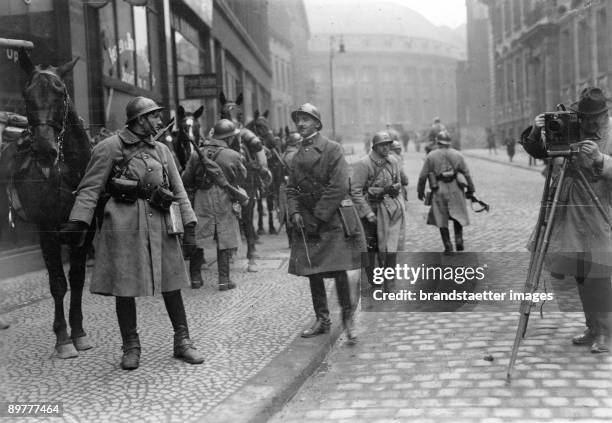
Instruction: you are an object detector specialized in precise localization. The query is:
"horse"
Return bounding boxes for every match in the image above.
[219,91,268,271]
[0,48,94,358]
[245,110,283,235]
[170,105,204,172]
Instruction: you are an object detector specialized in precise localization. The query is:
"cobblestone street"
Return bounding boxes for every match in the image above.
[271,150,612,422]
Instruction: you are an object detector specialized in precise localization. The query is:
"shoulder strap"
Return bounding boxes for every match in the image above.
[364,156,390,192]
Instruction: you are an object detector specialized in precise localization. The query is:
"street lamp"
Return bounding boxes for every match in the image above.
[329,35,345,141]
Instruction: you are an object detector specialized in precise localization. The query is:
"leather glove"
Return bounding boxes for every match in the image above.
[182,223,196,258]
[303,213,322,235]
[417,191,425,201]
[291,213,304,229]
[59,221,89,246]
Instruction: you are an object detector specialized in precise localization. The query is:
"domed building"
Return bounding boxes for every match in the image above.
[305,0,466,144]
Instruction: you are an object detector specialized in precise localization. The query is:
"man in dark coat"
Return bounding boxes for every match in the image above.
[287,103,366,341]
[63,96,204,370]
[520,87,612,353]
[278,132,302,246]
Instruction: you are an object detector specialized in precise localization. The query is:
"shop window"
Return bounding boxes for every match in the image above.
[98,1,154,89]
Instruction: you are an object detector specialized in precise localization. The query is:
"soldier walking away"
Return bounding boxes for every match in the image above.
[182,119,247,291]
[486,127,498,155]
[504,133,516,162]
[287,103,366,342]
[520,87,612,353]
[61,96,204,370]
[417,131,475,254]
[426,116,445,153]
[278,132,302,247]
[351,131,406,287]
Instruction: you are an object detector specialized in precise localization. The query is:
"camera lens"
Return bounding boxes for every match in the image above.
[548,119,564,133]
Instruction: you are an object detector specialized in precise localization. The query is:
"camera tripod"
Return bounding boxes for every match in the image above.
[506,149,612,382]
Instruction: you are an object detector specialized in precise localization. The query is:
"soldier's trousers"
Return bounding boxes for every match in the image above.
[309,271,353,325]
[576,276,612,337]
[361,218,397,285]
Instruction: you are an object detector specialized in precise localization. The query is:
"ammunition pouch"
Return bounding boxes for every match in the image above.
[108,177,140,203]
[149,186,174,211]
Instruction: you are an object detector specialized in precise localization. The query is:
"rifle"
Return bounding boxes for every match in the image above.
[153,117,176,143]
[186,137,250,205]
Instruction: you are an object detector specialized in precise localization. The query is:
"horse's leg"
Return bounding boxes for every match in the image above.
[267,191,276,234]
[242,197,258,271]
[39,228,78,358]
[68,243,93,350]
[256,197,265,235]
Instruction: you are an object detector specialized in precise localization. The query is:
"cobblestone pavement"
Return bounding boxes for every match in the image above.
[271,151,612,422]
[0,229,317,422]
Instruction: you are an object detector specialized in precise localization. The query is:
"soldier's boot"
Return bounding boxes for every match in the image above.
[116,297,140,370]
[336,272,357,342]
[173,325,204,364]
[268,214,277,235]
[440,228,453,254]
[453,221,464,251]
[257,200,265,235]
[189,248,204,289]
[218,249,236,290]
[301,276,331,338]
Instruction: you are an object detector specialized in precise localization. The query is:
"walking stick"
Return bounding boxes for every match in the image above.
[298,225,312,268]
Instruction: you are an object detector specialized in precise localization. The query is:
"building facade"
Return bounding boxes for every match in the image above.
[305,1,465,144]
[481,0,612,143]
[0,0,272,251]
[267,0,310,133]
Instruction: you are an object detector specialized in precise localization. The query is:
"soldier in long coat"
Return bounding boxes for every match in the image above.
[287,103,366,341]
[417,131,475,253]
[278,132,301,246]
[182,119,247,291]
[63,97,203,370]
[351,131,406,286]
[521,87,612,353]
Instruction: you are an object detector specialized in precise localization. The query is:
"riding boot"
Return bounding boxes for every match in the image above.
[268,213,277,235]
[257,199,265,235]
[439,228,453,254]
[163,290,204,364]
[217,249,235,290]
[335,272,357,341]
[301,276,331,337]
[116,297,140,370]
[189,248,204,289]
[453,221,464,251]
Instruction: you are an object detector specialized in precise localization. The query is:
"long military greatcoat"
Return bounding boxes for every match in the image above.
[70,128,196,297]
[182,138,246,250]
[417,147,474,228]
[350,151,406,252]
[521,121,612,276]
[286,133,366,276]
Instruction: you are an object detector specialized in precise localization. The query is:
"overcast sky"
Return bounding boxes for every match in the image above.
[304,0,468,29]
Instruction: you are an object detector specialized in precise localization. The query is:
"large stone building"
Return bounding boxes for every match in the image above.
[481,0,612,142]
[267,0,310,133]
[305,0,465,144]
[456,0,493,148]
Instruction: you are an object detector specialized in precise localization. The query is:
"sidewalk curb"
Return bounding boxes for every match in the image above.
[463,151,544,173]
[203,319,343,423]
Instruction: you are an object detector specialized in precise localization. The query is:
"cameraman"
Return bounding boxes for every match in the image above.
[520,87,612,353]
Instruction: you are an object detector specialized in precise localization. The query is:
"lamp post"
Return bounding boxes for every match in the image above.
[329,35,345,141]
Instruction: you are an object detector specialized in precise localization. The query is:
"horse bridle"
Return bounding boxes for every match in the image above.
[24,69,70,164]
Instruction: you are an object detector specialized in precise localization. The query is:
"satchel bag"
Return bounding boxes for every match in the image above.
[337,198,362,238]
[165,202,184,235]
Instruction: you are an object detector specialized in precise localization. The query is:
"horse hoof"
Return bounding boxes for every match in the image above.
[55,343,79,359]
[72,335,93,351]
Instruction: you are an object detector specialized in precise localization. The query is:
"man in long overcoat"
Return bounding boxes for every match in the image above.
[521,87,612,353]
[287,103,366,341]
[351,131,406,286]
[417,131,475,253]
[63,96,203,370]
[182,119,247,291]
[278,132,302,246]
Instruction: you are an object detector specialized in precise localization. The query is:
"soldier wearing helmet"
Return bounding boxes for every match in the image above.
[278,132,302,246]
[351,131,406,288]
[417,130,475,254]
[426,116,446,153]
[182,119,247,291]
[389,139,409,202]
[287,103,366,342]
[65,96,204,370]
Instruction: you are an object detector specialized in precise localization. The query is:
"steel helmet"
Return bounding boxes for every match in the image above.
[436,130,452,145]
[391,140,402,152]
[212,119,240,139]
[286,132,302,146]
[291,103,322,129]
[371,131,393,147]
[125,96,164,123]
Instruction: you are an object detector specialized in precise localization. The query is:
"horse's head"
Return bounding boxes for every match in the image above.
[19,48,79,167]
[177,105,204,144]
[246,110,275,150]
[219,91,243,126]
